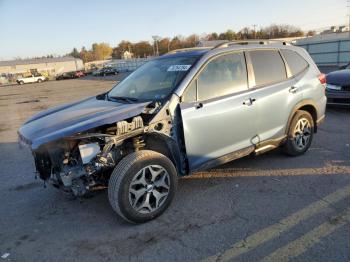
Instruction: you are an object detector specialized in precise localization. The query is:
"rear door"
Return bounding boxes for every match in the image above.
[245,49,302,142]
[180,51,257,171]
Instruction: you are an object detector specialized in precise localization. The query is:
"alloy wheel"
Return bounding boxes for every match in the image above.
[293,117,311,150]
[128,165,170,214]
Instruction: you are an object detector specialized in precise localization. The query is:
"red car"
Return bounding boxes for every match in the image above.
[75,71,85,78]
[56,71,85,80]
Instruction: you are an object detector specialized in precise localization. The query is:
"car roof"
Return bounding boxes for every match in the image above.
[158,49,211,59]
[158,41,300,60]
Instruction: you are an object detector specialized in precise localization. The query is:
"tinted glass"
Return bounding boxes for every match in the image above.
[197,52,248,101]
[108,56,199,101]
[249,50,287,86]
[281,49,308,75]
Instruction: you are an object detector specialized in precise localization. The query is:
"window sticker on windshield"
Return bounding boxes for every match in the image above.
[167,65,191,72]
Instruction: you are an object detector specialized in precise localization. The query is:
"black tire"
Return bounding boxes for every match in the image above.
[284,110,314,156]
[18,81,24,85]
[37,79,42,83]
[108,150,178,223]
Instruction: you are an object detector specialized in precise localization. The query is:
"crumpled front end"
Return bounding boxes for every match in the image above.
[19,95,186,197]
[30,116,145,196]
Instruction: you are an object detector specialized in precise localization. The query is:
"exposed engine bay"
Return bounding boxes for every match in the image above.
[30,100,185,197]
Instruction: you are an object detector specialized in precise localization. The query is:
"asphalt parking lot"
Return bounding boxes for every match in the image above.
[0,77,349,262]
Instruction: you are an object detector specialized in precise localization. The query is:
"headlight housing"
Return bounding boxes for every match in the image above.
[326,84,342,91]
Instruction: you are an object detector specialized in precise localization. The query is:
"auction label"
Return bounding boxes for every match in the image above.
[167,65,191,71]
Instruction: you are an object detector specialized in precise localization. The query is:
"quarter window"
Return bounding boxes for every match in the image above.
[182,80,197,102]
[249,50,287,86]
[280,49,309,76]
[197,52,248,101]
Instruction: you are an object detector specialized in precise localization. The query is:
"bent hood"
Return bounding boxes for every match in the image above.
[326,70,350,86]
[18,95,150,150]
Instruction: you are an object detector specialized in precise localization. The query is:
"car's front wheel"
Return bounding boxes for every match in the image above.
[37,79,42,83]
[284,110,314,156]
[108,150,178,223]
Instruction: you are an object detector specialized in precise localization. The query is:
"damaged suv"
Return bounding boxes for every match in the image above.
[18,41,326,223]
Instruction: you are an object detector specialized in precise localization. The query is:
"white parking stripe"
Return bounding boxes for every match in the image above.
[203,184,350,262]
[262,208,350,262]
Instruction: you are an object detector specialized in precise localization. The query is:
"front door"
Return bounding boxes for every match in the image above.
[180,51,257,171]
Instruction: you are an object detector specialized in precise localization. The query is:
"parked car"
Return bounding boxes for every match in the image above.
[326,64,350,106]
[91,68,103,76]
[56,71,85,80]
[93,67,119,76]
[16,74,46,85]
[75,70,85,78]
[18,41,326,223]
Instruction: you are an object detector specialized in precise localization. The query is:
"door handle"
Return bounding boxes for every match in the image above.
[289,86,299,93]
[243,98,256,106]
[194,102,203,109]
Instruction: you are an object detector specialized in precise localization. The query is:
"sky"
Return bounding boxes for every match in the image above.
[0,0,346,60]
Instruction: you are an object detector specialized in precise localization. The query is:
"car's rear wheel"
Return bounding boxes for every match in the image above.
[108,150,178,223]
[284,110,314,156]
[37,79,42,83]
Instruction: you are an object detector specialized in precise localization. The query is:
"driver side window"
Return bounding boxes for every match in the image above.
[182,52,248,103]
[198,52,248,101]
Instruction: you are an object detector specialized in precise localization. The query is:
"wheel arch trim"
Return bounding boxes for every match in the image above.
[286,99,319,134]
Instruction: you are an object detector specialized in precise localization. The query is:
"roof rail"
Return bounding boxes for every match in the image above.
[166,47,209,54]
[212,40,290,49]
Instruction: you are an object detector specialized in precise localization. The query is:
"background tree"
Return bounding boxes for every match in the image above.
[69,48,80,58]
[79,47,94,63]
[111,47,121,59]
[65,23,310,64]
[92,43,113,60]
[207,32,219,41]
[118,41,132,53]
[169,36,183,50]
[158,38,171,54]
[306,30,316,37]
[133,41,153,58]
[225,30,236,41]
[185,34,199,47]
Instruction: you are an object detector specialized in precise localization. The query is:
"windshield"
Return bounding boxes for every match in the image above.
[108,56,199,101]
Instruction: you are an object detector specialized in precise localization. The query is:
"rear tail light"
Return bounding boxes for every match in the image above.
[318,73,326,85]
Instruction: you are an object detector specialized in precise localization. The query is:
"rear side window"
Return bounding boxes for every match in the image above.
[197,52,248,101]
[280,49,309,76]
[249,50,287,86]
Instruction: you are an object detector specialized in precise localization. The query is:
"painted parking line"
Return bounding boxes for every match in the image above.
[203,184,350,262]
[186,165,350,179]
[262,208,350,262]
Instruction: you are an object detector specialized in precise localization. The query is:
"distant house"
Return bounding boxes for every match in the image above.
[122,51,134,60]
[0,56,84,77]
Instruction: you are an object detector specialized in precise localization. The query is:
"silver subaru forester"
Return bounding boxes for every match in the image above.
[19,40,326,223]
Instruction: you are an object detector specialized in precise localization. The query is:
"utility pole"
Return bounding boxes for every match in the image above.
[252,24,257,39]
[168,37,172,52]
[152,35,160,56]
